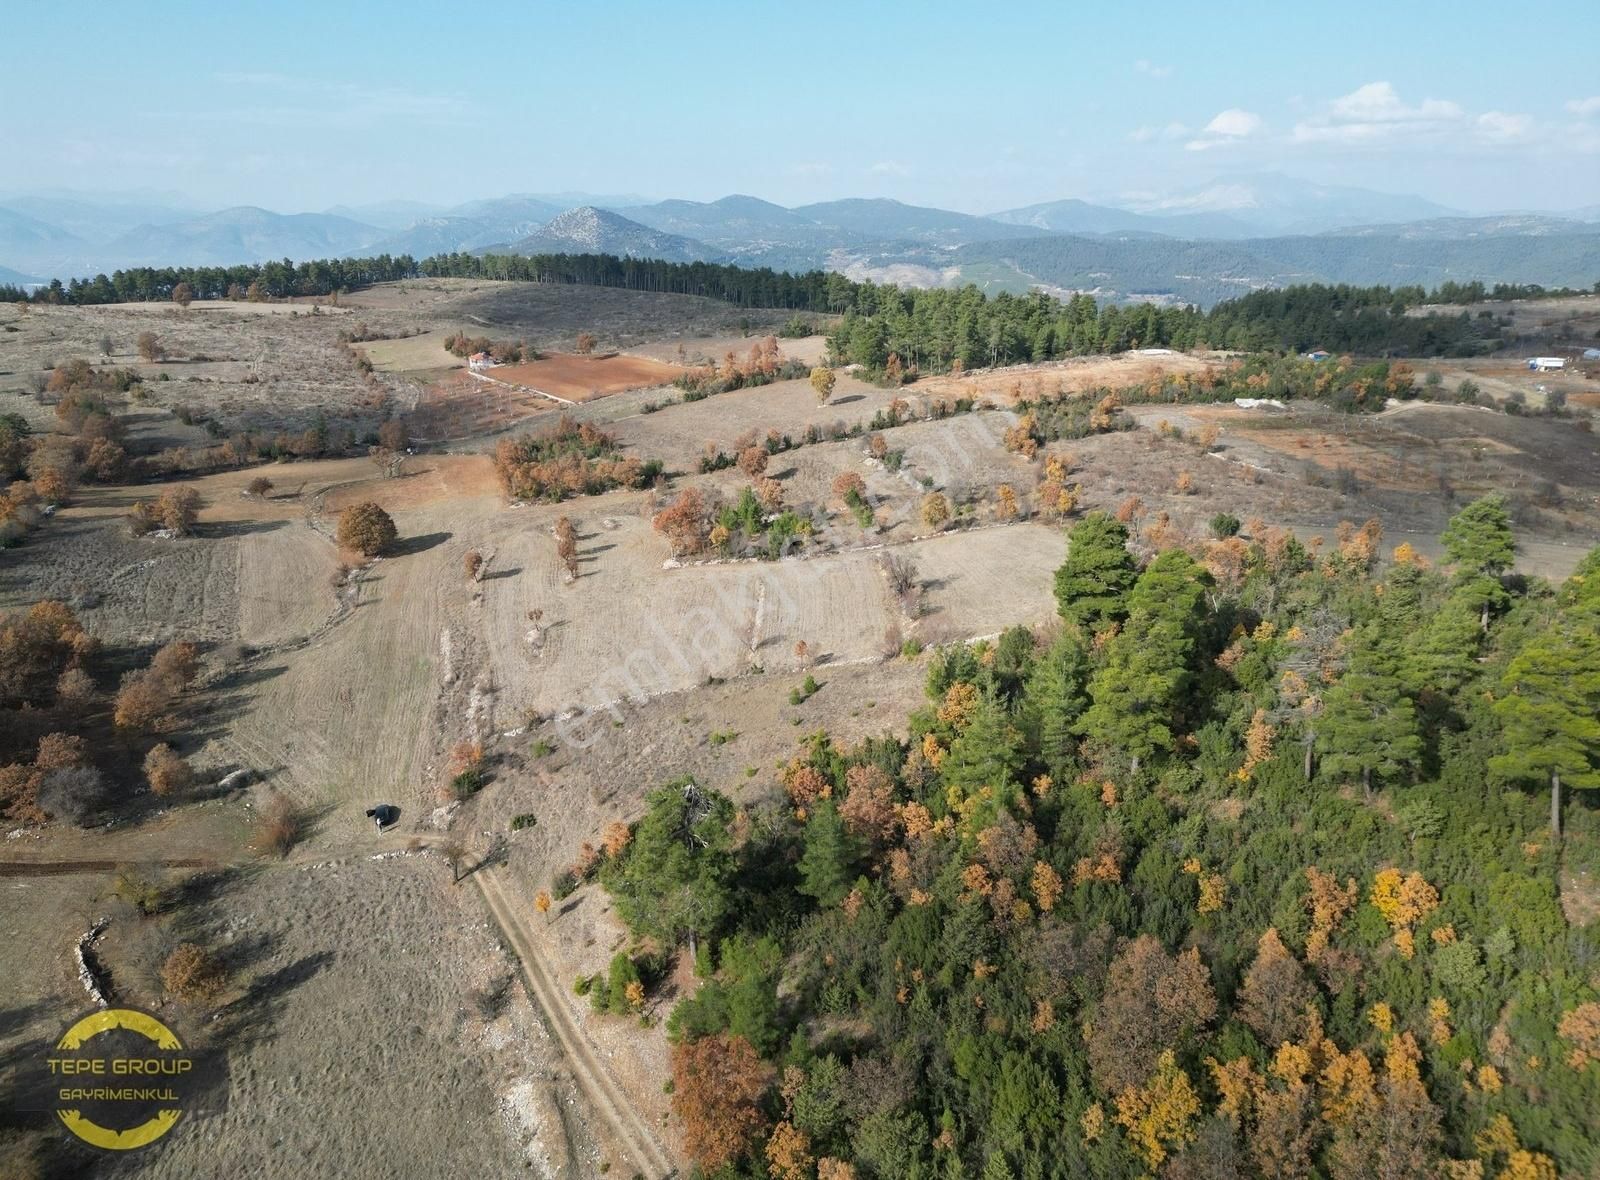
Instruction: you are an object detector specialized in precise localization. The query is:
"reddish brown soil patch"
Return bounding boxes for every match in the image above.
[490,352,683,401]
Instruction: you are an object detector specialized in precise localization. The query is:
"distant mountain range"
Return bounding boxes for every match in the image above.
[3,176,1597,306]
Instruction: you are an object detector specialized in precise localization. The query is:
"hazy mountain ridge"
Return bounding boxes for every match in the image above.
[955,229,1600,306]
[3,177,1597,302]
[1115,171,1460,233]
[95,207,387,269]
[988,199,1263,240]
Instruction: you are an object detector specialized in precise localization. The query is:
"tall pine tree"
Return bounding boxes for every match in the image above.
[1489,592,1600,837]
[1053,512,1137,632]
[1319,622,1422,799]
[1439,494,1514,631]
[942,685,1023,795]
[1024,631,1091,778]
[1076,552,1209,775]
[1078,611,1189,775]
[796,801,860,907]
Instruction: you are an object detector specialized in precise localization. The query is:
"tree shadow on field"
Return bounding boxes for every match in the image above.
[481,567,521,580]
[832,393,865,405]
[211,660,288,692]
[389,531,451,556]
[212,950,335,1050]
[168,865,250,913]
[0,998,53,1043]
[581,543,616,557]
[460,834,509,882]
[772,466,799,480]
[199,518,287,540]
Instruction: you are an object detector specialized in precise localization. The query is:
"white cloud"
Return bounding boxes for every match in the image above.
[1128,121,1189,143]
[1329,81,1460,123]
[1476,111,1533,142]
[177,72,473,129]
[1185,109,1262,151]
[869,160,910,177]
[1567,96,1600,117]
[1292,81,1463,143]
[1206,109,1263,137]
[1134,59,1172,79]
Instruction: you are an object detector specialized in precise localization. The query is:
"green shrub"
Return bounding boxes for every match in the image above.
[1209,512,1241,538]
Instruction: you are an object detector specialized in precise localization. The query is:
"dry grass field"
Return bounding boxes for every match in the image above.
[0,301,397,438]
[341,277,796,353]
[356,328,462,377]
[627,332,832,368]
[0,856,586,1180]
[911,349,1220,405]
[607,371,898,468]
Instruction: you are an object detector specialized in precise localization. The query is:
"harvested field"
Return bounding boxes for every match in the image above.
[1421,357,1596,412]
[1119,400,1600,563]
[488,352,683,401]
[236,524,341,647]
[217,500,480,833]
[882,410,1032,501]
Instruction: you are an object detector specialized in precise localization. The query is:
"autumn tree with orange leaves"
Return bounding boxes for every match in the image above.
[671,1034,771,1171]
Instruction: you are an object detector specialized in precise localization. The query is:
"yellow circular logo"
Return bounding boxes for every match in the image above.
[48,1008,194,1150]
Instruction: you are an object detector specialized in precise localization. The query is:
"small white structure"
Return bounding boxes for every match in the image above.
[1527,356,1565,371]
[468,351,495,371]
[1583,347,1600,361]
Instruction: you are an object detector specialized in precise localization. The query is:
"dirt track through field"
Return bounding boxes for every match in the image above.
[0,856,216,876]
[472,866,676,1178]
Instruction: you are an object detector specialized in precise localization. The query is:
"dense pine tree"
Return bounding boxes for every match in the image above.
[1489,589,1600,836]
[1053,513,1138,632]
[1024,632,1091,778]
[1318,622,1423,799]
[1439,494,1515,630]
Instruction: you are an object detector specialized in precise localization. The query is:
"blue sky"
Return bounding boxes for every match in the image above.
[7,0,1599,214]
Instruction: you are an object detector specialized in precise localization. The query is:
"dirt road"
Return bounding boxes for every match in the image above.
[473,866,677,1179]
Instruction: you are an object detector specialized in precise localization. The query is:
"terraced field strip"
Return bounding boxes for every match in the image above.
[473,866,676,1178]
